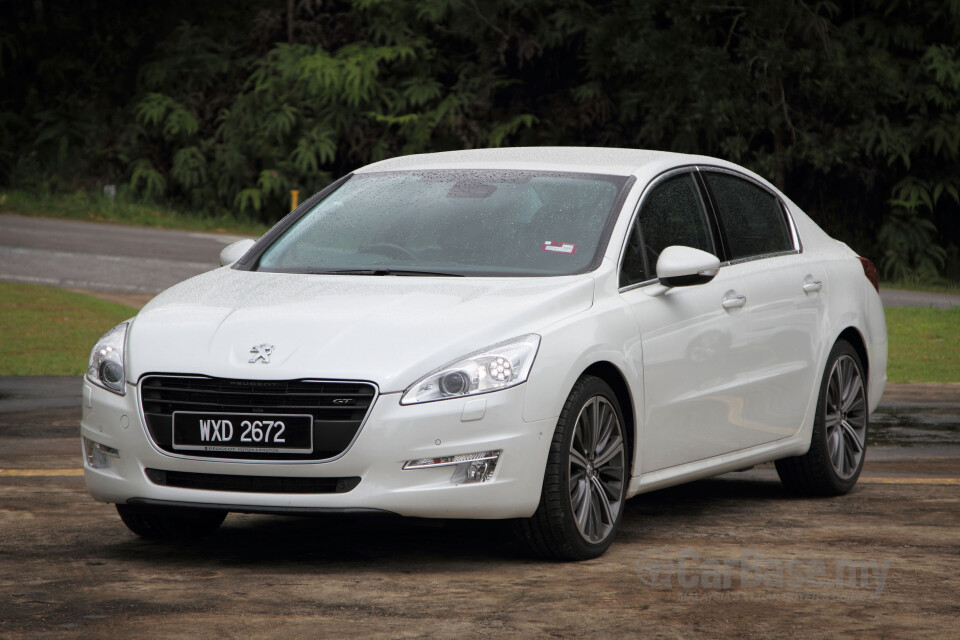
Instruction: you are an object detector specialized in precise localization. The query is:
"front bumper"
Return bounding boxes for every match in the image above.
[81,379,555,519]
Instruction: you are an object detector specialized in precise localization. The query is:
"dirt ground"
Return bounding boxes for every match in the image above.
[1,403,959,639]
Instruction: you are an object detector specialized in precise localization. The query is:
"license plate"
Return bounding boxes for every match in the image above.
[172,412,313,454]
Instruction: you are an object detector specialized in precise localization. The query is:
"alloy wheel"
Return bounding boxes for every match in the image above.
[824,354,867,479]
[568,396,626,543]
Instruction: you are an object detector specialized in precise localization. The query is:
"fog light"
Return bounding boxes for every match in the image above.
[462,458,497,483]
[403,450,501,484]
[83,437,118,469]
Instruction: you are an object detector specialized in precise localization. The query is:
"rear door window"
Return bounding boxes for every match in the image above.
[702,172,793,260]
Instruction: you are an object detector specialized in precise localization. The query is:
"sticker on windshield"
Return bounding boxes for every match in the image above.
[542,241,578,254]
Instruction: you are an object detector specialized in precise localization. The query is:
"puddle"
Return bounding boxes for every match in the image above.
[869,408,960,446]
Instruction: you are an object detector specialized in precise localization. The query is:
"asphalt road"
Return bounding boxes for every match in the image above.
[0,214,252,294]
[879,287,960,309]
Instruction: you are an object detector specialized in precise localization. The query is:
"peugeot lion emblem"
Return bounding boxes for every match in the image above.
[248,344,274,364]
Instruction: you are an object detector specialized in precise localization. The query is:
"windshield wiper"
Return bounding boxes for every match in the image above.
[303,268,464,277]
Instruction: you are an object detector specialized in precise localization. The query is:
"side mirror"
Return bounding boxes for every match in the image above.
[656,245,720,288]
[219,239,256,267]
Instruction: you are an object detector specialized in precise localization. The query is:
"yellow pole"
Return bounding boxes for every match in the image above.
[290,189,300,211]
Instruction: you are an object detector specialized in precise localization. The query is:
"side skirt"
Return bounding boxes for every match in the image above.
[627,433,812,497]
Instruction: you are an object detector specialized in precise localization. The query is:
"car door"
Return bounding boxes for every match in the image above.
[620,170,752,472]
[698,168,826,449]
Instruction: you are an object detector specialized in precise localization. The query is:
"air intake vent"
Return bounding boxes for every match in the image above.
[145,468,361,494]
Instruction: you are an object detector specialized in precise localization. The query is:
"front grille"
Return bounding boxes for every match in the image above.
[145,468,361,494]
[139,375,376,461]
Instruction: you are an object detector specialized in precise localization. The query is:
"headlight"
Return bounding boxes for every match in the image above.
[86,322,129,395]
[401,334,540,405]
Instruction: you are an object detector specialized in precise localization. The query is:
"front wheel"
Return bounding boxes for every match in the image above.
[517,375,628,560]
[776,340,868,495]
[116,504,226,540]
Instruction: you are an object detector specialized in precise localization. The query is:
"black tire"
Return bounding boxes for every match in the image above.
[116,504,226,540]
[776,340,869,496]
[517,375,628,560]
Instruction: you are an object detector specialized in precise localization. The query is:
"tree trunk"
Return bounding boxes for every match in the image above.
[287,0,295,43]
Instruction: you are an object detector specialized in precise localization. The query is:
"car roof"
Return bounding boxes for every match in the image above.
[356,147,698,177]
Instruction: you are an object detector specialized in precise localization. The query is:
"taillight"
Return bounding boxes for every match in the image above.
[858,257,879,293]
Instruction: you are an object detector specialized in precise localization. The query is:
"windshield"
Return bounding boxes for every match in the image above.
[255,170,630,276]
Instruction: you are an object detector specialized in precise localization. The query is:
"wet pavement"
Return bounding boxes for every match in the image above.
[868,383,960,447]
[871,409,960,446]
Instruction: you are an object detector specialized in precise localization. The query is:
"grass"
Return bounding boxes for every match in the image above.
[0,282,138,376]
[885,307,960,383]
[0,282,956,382]
[0,189,270,236]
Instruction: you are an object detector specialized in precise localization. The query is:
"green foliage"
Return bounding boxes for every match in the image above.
[1,0,959,280]
[135,94,199,139]
[878,213,947,283]
[130,160,167,201]
[234,188,262,214]
[171,147,208,190]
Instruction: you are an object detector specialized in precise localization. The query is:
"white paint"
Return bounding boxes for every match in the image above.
[81,148,888,527]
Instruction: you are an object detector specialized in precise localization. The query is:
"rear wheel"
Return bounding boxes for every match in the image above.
[116,504,226,540]
[517,376,627,560]
[776,340,868,495]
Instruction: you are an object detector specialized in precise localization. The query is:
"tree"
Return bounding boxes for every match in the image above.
[2,0,958,281]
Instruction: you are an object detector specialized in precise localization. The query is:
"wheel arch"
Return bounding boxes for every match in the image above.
[836,326,869,384]
[580,361,636,469]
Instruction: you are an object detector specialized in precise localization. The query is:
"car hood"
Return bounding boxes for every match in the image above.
[126,267,594,392]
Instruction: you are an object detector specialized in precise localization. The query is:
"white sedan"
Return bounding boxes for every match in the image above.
[82,147,886,559]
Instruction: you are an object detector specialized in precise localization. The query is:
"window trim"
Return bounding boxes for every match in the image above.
[616,166,715,293]
[617,165,805,294]
[695,165,802,267]
[234,173,355,272]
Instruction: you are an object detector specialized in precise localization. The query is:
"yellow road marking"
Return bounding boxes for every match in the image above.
[860,476,960,485]
[0,468,84,477]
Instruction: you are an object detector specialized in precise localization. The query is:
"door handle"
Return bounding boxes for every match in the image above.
[802,278,822,293]
[722,292,747,309]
